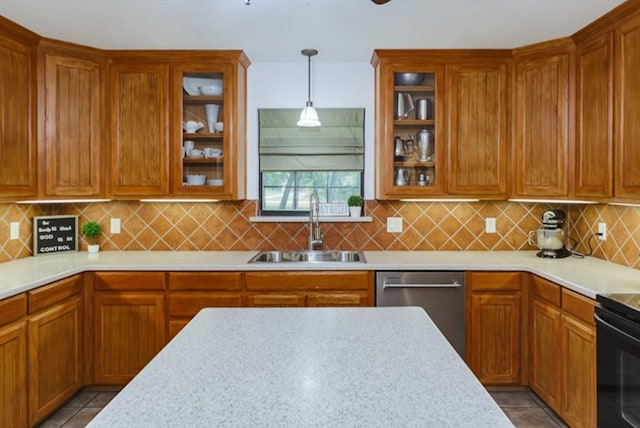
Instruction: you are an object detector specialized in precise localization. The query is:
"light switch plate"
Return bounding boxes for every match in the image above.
[110,218,121,234]
[387,217,403,233]
[10,222,19,240]
[485,218,496,234]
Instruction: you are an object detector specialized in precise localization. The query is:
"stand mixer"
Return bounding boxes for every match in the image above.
[527,209,572,258]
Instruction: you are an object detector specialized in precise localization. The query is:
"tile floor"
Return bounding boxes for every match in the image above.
[489,390,569,427]
[39,387,567,427]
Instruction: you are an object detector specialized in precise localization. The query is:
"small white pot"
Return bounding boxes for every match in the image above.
[87,244,100,253]
[349,206,362,218]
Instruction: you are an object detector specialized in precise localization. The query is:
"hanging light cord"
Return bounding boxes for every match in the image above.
[306,53,311,105]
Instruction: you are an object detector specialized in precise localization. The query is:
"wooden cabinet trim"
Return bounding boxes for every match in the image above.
[168,271,242,291]
[307,293,365,307]
[561,288,596,326]
[244,271,371,291]
[28,275,83,314]
[468,271,521,291]
[94,272,166,291]
[531,275,561,306]
[246,293,306,307]
[0,293,27,327]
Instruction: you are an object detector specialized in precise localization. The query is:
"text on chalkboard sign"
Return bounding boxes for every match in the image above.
[33,215,79,256]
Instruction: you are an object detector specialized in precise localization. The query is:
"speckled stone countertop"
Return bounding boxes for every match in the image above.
[1,250,639,299]
[88,307,514,428]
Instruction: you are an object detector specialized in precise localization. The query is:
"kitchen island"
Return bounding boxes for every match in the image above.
[88,307,513,427]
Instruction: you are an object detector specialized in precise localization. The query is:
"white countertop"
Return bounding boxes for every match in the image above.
[87,307,514,428]
[1,250,640,300]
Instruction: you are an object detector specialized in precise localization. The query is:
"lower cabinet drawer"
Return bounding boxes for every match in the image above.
[168,293,242,317]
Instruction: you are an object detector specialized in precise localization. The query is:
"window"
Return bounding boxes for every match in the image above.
[259,108,365,215]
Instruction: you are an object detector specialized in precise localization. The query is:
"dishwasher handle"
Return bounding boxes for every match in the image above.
[382,281,462,289]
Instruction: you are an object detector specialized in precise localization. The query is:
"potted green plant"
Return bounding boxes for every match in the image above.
[347,195,364,217]
[81,221,102,253]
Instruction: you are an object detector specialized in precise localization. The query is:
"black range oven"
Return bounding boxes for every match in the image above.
[596,294,640,427]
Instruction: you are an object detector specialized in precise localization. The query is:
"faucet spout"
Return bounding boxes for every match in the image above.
[308,191,323,251]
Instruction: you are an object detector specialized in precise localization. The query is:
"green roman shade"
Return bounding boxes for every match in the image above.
[259,108,365,171]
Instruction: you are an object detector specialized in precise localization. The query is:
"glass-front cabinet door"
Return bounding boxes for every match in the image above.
[372,51,445,199]
[171,53,248,199]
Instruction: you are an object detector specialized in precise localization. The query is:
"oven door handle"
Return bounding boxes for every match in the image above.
[595,313,640,348]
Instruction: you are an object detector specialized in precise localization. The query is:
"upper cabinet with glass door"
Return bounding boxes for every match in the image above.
[172,52,250,199]
[371,50,445,199]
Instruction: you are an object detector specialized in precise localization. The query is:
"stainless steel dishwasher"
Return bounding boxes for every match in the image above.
[376,271,465,358]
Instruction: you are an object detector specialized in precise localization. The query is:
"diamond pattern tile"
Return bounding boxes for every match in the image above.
[0,200,639,269]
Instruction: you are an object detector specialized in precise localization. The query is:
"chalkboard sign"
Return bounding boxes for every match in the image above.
[33,215,79,256]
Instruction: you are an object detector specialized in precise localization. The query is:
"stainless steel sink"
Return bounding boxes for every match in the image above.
[248,250,366,264]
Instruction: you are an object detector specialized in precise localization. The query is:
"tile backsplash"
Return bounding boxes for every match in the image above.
[0,200,638,269]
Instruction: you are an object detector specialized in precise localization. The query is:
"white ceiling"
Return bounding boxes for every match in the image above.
[0,0,626,63]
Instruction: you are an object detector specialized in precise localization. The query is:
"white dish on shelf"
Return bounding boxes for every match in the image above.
[207,179,224,186]
[183,77,223,96]
[186,174,207,185]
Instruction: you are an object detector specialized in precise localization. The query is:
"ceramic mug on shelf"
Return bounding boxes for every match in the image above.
[214,122,224,133]
[189,149,204,158]
[183,140,195,156]
[204,147,222,158]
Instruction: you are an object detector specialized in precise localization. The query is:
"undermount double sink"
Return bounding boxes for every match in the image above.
[248,250,366,264]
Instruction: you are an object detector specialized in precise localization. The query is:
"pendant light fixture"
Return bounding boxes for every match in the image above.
[297,48,321,127]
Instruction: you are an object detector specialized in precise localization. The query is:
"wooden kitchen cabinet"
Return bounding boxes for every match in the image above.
[512,40,573,198]
[93,272,166,384]
[244,271,373,307]
[530,277,562,414]
[371,50,446,199]
[529,275,596,428]
[26,275,83,426]
[0,16,38,201]
[0,294,28,428]
[39,39,105,198]
[171,52,249,199]
[446,60,510,198]
[614,11,640,199]
[466,272,522,385]
[371,50,512,200]
[560,288,596,428]
[574,31,614,199]
[167,271,242,337]
[107,56,170,198]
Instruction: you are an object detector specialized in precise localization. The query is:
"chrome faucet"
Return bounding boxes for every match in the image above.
[308,191,323,251]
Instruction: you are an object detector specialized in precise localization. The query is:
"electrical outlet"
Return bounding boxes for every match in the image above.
[485,218,496,234]
[10,222,19,240]
[387,217,403,233]
[598,222,607,241]
[110,218,121,234]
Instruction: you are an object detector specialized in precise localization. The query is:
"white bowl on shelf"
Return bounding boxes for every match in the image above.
[198,84,223,96]
[183,77,223,95]
[207,179,224,186]
[186,174,207,185]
